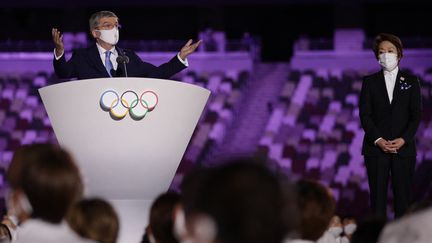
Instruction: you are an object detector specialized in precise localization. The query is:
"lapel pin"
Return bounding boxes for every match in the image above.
[400,77,405,81]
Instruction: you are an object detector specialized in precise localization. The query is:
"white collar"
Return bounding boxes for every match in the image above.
[383,66,399,77]
[96,42,116,55]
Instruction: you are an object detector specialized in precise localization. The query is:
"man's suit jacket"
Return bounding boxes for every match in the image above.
[359,70,422,156]
[53,44,186,80]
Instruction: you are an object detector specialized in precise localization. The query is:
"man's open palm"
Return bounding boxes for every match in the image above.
[52,28,64,57]
[179,39,202,60]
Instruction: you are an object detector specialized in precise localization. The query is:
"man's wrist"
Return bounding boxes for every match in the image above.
[177,53,189,67]
[54,48,64,60]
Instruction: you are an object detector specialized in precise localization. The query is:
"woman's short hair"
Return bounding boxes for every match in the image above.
[7,144,34,190]
[373,33,404,59]
[148,192,180,243]
[295,179,336,241]
[18,144,83,224]
[68,198,119,243]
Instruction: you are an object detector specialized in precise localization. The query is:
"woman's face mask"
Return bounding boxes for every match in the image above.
[379,52,398,71]
[328,226,343,237]
[344,223,357,235]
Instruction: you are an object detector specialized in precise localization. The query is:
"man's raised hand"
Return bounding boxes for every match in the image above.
[52,28,64,57]
[179,39,202,61]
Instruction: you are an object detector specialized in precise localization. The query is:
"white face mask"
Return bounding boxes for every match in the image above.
[174,209,217,243]
[97,27,119,45]
[378,53,398,71]
[148,233,157,243]
[7,191,33,219]
[191,215,217,243]
[328,226,343,238]
[174,207,188,240]
[344,223,357,235]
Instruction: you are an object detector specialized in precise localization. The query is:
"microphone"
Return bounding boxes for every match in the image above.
[116,48,129,77]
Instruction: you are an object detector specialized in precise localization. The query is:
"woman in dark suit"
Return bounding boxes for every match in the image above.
[359,33,422,218]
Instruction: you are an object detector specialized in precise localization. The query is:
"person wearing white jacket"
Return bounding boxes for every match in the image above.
[4,144,94,243]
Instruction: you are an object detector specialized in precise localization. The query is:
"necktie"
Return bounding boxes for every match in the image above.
[105,51,113,77]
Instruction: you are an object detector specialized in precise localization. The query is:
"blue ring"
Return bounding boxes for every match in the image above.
[100,90,119,110]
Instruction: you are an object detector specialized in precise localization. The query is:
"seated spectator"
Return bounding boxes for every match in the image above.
[318,215,343,243]
[0,223,12,241]
[174,168,212,243]
[377,207,432,243]
[3,145,37,242]
[286,179,335,243]
[6,144,93,243]
[341,217,357,243]
[67,198,119,243]
[179,158,296,243]
[142,192,180,243]
[6,145,37,220]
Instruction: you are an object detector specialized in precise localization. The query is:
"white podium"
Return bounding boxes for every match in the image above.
[39,78,210,243]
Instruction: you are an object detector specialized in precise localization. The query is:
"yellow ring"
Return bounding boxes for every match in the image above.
[109,99,129,119]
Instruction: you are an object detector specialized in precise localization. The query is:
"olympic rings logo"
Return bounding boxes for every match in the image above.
[100,90,158,120]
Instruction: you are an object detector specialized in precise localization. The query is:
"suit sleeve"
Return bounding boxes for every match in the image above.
[53,51,78,79]
[132,52,187,79]
[401,77,422,143]
[359,77,383,144]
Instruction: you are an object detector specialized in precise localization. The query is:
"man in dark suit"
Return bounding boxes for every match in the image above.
[51,11,201,80]
[359,33,422,218]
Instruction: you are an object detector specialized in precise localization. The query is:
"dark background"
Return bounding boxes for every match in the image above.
[1,1,432,60]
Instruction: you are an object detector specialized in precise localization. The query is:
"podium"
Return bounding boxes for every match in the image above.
[39,77,210,243]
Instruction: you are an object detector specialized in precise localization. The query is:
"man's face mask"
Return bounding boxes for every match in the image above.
[97,27,119,46]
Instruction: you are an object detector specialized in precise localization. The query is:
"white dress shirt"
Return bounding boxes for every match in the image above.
[383,66,399,104]
[95,43,118,70]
